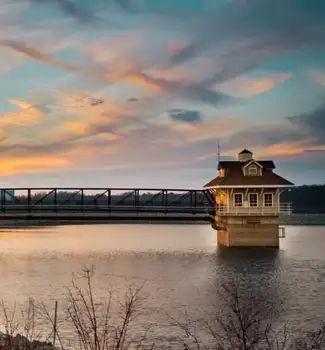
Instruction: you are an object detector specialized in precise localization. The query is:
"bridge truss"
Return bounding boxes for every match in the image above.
[0,188,216,221]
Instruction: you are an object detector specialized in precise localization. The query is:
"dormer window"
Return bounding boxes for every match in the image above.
[249,165,258,176]
[243,160,262,176]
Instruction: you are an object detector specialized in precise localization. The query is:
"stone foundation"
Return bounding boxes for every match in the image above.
[216,215,279,247]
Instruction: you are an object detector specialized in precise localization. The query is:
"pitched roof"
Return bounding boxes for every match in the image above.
[239,148,252,154]
[218,160,275,170]
[204,168,294,188]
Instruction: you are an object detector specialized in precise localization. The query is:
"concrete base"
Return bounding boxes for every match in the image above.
[216,215,279,247]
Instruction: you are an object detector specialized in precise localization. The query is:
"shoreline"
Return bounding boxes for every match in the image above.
[279,213,325,226]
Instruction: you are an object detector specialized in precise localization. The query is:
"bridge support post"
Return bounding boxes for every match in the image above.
[54,189,57,213]
[81,189,84,213]
[134,190,139,207]
[107,189,111,213]
[1,190,5,213]
[163,190,168,214]
[27,189,31,214]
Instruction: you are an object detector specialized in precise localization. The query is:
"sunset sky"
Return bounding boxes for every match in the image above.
[0,0,325,188]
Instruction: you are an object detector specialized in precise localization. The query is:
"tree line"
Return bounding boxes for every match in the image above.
[281,185,325,213]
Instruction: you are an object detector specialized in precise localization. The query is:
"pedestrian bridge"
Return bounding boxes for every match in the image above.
[0,187,292,223]
[0,188,215,222]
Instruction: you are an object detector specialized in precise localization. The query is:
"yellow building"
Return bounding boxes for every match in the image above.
[204,149,294,247]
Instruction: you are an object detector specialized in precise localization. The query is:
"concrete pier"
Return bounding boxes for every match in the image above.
[215,215,279,247]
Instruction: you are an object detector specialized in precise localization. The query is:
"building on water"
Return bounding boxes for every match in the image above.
[204,149,294,247]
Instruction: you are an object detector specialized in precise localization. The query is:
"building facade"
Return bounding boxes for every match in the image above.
[204,149,294,247]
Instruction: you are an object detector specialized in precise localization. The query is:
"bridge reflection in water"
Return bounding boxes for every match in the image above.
[0,188,215,222]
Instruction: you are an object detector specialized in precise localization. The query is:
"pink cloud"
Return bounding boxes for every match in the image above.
[216,73,291,97]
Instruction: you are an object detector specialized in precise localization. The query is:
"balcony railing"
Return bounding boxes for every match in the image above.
[215,203,292,216]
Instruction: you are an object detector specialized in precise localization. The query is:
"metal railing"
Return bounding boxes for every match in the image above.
[215,203,292,216]
[0,188,215,216]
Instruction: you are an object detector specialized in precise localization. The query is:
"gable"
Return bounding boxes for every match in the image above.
[243,160,263,169]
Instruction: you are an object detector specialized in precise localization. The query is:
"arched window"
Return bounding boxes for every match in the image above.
[249,165,258,176]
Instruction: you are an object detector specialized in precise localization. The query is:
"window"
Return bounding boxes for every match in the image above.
[249,193,258,207]
[264,193,273,207]
[233,193,243,207]
[249,165,258,176]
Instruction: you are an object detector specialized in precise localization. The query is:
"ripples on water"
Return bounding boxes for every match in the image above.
[0,224,324,347]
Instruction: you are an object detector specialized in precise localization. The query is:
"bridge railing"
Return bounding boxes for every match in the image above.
[215,203,292,216]
[0,188,215,215]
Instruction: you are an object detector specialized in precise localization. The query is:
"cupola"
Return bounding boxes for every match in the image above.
[238,148,253,162]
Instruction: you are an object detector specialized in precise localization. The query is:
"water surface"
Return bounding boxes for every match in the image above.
[0,224,324,346]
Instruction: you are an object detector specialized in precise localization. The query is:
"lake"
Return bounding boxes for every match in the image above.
[0,224,324,347]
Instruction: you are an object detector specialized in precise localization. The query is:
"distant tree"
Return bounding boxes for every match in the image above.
[281,185,325,213]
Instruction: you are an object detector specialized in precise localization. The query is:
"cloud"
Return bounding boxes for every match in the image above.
[47,92,134,143]
[170,0,325,66]
[120,71,236,106]
[27,0,99,22]
[168,109,202,123]
[288,104,325,143]
[0,92,135,162]
[1,0,325,185]
[104,58,237,105]
[114,0,131,10]
[0,90,244,175]
[258,140,325,158]
[309,70,325,86]
[208,29,323,87]
[0,155,70,176]
[216,73,291,97]
[0,40,234,106]
[0,48,25,75]
[214,103,325,160]
[0,91,323,182]
[165,2,325,96]
[0,40,79,72]
[0,99,45,129]
[171,44,198,65]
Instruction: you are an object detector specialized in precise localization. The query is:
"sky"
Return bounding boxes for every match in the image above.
[0,0,325,188]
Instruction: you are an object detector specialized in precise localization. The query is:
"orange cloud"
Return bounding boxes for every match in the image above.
[0,99,45,128]
[50,92,133,142]
[217,73,291,97]
[104,58,165,92]
[122,73,164,91]
[0,155,70,176]
[145,66,195,84]
[256,139,325,158]
[0,141,105,176]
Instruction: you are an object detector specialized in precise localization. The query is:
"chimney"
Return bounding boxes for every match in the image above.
[238,148,253,162]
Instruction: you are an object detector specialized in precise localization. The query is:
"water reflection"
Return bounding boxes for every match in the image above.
[0,224,324,342]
